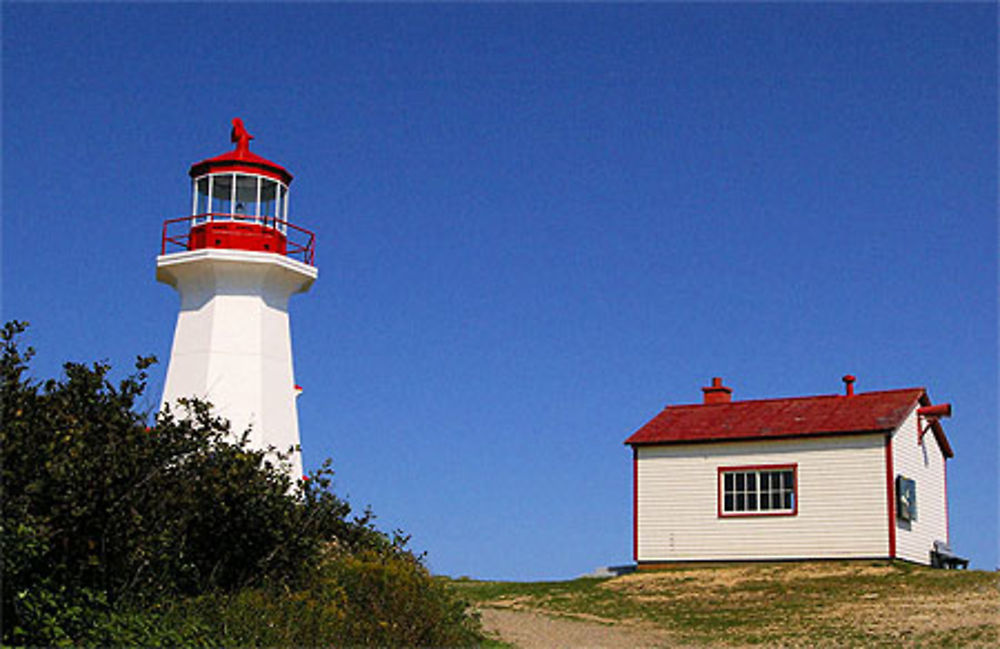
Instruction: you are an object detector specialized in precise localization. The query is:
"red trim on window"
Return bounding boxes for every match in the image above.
[717,464,798,518]
[718,463,798,472]
[632,447,638,562]
[885,435,896,558]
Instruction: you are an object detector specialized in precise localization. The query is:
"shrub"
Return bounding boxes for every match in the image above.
[1,321,481,646]
[156,550,481,647]
[318,549,481,646]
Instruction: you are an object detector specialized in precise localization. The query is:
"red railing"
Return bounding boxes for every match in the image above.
[161,213,316,266]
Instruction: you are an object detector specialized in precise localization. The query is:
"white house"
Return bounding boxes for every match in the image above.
[625,376,957,568]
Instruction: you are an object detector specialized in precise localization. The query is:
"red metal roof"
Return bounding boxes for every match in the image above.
[625,388,952,454]
[188,118,293,185]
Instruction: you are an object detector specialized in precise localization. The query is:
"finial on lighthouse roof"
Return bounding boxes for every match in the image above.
[231,118,254,153]
[188,118,293,185]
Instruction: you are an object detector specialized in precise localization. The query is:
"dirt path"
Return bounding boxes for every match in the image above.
[479,607,675,648]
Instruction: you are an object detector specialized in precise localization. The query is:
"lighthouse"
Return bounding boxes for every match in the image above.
[157,119,317,479]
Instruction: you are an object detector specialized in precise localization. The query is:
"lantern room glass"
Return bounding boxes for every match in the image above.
[192,173,289,233]
[210,175,232,214]
[234,175,257,216]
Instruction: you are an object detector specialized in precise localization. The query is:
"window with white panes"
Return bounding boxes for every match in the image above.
[719,465,797,516]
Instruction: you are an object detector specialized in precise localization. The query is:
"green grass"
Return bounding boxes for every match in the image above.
[447,561,999,647]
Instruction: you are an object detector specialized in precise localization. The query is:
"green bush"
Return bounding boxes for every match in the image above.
[1,321,481,646]
[155,550,481,647]
[318,549,481,646]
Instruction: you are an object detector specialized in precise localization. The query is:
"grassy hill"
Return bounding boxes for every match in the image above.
[450,561,998,647]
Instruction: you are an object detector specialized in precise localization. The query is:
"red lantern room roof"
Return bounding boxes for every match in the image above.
[188,118,293,185]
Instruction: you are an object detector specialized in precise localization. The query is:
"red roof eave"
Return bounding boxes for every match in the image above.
[625,426,896,447]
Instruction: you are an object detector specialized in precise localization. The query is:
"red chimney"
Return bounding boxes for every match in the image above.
[702,377,732,404]
[842,374,856,397]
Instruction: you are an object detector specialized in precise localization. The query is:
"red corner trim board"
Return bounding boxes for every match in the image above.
[885,435,896,558]
[632,448,638,562]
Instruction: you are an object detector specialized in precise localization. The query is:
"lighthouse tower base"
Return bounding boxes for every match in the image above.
[157,248,317,480]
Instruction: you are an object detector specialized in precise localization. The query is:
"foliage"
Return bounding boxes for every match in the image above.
[151,550,482,647]
[1,321,481,646]
[316,549,480,646]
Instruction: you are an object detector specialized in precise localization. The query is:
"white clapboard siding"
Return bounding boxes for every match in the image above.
[892,407,949,565]
[637,434,888,562]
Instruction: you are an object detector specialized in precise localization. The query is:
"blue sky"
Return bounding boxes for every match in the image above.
[3,3,996,579]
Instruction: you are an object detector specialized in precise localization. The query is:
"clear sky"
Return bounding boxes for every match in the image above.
[3,3,996,579]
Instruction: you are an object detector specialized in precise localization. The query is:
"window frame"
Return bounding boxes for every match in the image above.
[895,474,917,522]
[717,463,798,518]
[191,172,289,233]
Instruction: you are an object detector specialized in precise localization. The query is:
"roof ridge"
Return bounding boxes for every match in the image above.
[662,386,925,410]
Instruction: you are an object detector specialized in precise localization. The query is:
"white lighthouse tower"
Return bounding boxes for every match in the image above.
[157,119,317,479]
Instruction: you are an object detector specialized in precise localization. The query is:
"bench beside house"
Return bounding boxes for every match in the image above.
[931,540,968,569]
[625,377,959,568]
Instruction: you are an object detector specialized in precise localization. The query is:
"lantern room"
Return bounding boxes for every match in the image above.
[161,119,315,265]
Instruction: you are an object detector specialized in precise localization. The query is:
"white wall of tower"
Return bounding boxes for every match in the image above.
[157,248,317,480]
